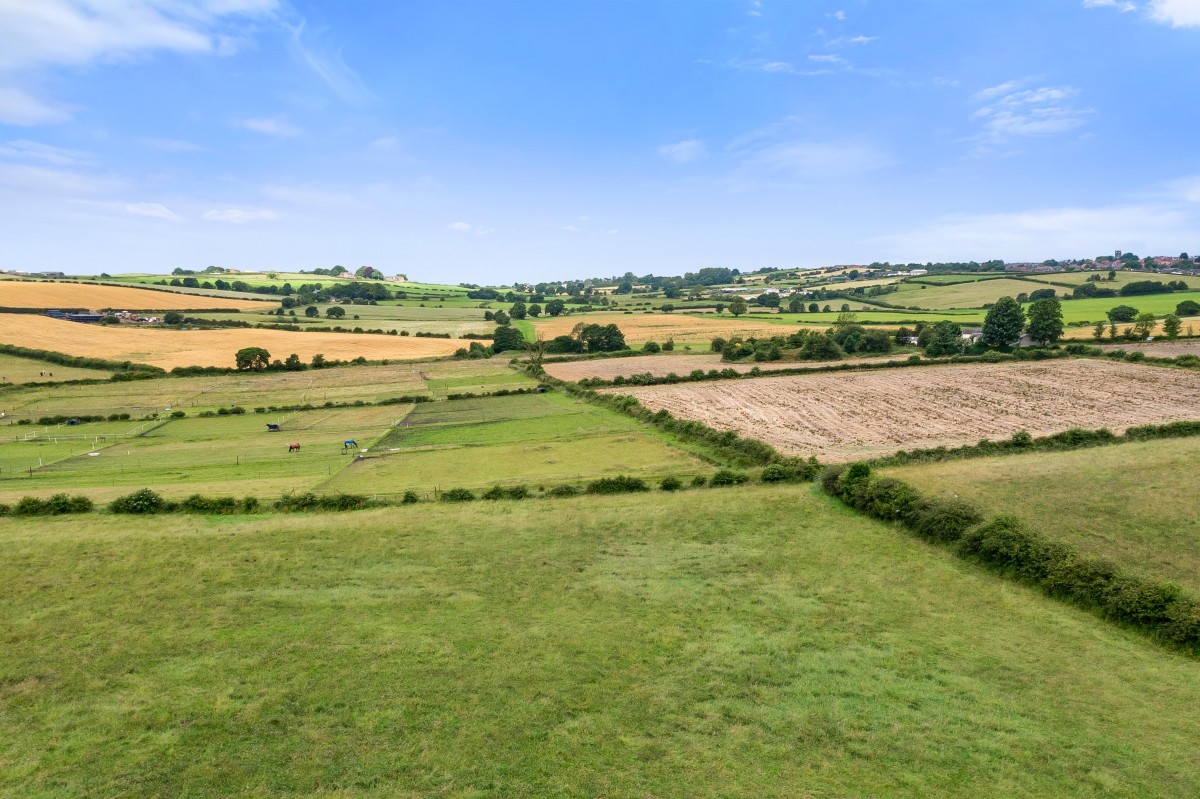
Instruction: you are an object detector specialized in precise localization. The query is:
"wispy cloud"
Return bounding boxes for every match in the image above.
[446,221,495,235]
[725,57,833,76]
[736,139,893,181]
[809,54,846,64]
[286,19,373,104]
[0,139,89,166]
[658,139,707,164]
[261,184,356,207]
[204,207,279,223]
[969,79,1090,150]
[0,0,279,124]
[236,117,302,137]
[1083,0,1200,26]
[125,202,180,221]
[141,137,206,152]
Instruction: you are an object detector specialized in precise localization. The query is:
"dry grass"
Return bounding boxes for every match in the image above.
[1096,339,1200,356]
[0,281,274,311]
[532,312,791,344]
[544,351,908,381]
[609,359,1200,462]
[0,315,478,369]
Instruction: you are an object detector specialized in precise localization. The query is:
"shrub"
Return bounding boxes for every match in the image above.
[547,484,580,497]
[760,463,793,483]
[857,478,922,521]
[710,469,749,487]
[401,491,420,504]
[170,410,186,418]
[906,496,984,542]
[820,464,847,494]
[482,485,530,500]
[180,494,241,514]
[660,476,683,491]
[110,488,168,514]
[691,475,707,487]
[440,487,477,502]
[587,476,650,494]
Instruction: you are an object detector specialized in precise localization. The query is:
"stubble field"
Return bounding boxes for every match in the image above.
[543,351,910,381]
[0,315,480,369]
[609,359,1200,461]
[531,312,795,345]
[0,280,275,311]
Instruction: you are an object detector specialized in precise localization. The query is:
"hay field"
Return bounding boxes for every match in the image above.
[1096,340,1200,357]
[0,281,274,311]
[609,360,1200,462]
[531,312,793,345]
[544,352,909,382]
[0,315,477,369]
[0,353,112,383]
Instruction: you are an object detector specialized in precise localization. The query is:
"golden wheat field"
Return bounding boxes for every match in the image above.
[0,315,478,369]
[531,312,792,344]
[609,359,1200,462]
[0,280,275,311]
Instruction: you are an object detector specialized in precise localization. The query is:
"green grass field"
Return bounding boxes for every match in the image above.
[1028,271,1200,290]
[898,278,1050,310]
[1044,291,1200,323]
[4,486,1200,797]
[324,392,709,495]
[883,437,1200,596]
[0,353,113,384]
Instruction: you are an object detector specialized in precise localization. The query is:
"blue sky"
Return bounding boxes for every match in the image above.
[1,0,1198,283]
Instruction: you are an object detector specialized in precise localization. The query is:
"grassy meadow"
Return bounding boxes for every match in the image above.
[0,353,113,383]
[883,437,1200,596]
[4,486,1200,797]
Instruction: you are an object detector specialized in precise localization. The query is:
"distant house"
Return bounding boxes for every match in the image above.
[38,271,66,278]
[908,269,929,276]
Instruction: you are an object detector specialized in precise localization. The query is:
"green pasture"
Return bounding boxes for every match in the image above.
[883,437,1200,596]
[324,391,709,495]
[1044,290,1200,323]
[906,273,1010,285]
[4,486,1200,797]
[1027,271,1200,290]
[0,353,113,384]
[897,278,1048,310]
[0,405,411,502]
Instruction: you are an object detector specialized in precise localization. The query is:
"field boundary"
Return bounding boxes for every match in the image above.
[821,463,1200,654]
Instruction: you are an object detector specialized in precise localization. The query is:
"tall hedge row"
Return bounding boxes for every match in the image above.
[822,463,1200,652]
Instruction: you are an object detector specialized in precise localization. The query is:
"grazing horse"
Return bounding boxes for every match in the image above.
[343,439,358,449]
[288,442,301,453]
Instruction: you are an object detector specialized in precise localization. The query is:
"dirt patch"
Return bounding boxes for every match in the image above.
[0,315,478,369]
[607,360,1200,462]
[0,281,274,311]
[544,352,908,381]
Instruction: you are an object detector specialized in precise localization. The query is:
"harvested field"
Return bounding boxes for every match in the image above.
[531,312,792,345]
[0,280,274,311]
[544,352,909,382]
[610,359,1200,462]
[0,315,478,369]
[1097,340,1200,357]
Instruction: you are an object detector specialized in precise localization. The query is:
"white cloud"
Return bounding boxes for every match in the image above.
[446,221,494,235]
[831,10,847,20]
[970,80,1090,147]
[286,19,372,104]
[737,140,893,180]
[877,201,1198,263]
[237,117,302,137]
[561,225,582,233]
[1148,0,1200,26]
[1083,0,1138,12]
[809,54,845,63]
[203,208,278,223]
[827,34,877,46]
[0,86,72,125]
[261,184,355,207]
[125,202,180,221]
[0,1,278,124]
[0,162,117,195]
[142,137,205,152]
[0,139,88,166]
[658,139,707,163]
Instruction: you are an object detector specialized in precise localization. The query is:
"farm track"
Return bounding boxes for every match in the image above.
[609,359,1200,462]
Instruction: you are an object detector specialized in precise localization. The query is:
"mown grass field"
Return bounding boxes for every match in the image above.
[324,392,710,495]
[883,437,1200,596]
[0,353,112,384]
[4,486,1200,797]
[898,278,1051,310]
[0,280,274,311]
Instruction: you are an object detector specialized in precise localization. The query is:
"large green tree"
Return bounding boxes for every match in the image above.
[491,325,526,352]
[1162,314,1182,339]
[234,347,271,371]
[924,321,964,357]
[728,297,748,317]
[1026,298,1064,345]
[981,296,1025,348]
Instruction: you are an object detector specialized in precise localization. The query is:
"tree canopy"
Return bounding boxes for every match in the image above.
[981,296,1025,348]
[1026,298,1064,345]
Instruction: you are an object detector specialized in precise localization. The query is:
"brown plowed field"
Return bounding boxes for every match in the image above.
[609,360,1200,462]
[0,315,475,369]
[1097,340,1200,357]
[544,352,909,382]
[0,281,274,310]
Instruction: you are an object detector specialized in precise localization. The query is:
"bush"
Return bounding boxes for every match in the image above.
[440,487,477,502]
[760,463,793,483]
[587,476,650,494]
[401,491,420,504]
[482,485,530,500]
[906,496,984,542]
[691,475,707,487]
[109,488,168,514]
[660,476,683,491]
[547,484,580,497]
[180,494,241,514]
[710,469,749,487]
[820,464,847,494]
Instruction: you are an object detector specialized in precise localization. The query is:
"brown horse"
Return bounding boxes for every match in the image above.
[288,442,301,452]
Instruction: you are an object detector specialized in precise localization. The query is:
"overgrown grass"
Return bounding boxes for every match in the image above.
[883,436,1200,595]
[4,486,1200,797]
